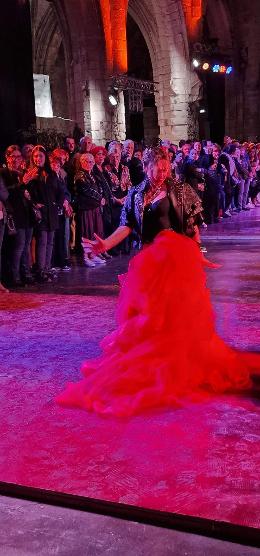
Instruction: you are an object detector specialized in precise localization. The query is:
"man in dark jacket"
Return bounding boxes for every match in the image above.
[121,140,145,186]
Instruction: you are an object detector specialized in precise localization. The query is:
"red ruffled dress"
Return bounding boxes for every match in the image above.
[56,197,259,416]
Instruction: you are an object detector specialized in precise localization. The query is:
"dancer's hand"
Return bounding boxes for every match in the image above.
[82,234,106,255]
[23,167,39,185]
[201,255,221,269]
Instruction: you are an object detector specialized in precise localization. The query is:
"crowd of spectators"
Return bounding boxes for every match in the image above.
[0,134,259,292]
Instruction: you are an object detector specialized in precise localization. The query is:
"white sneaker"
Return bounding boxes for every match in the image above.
[91,255,106,265]
[0,282,9,293]
[246,202,254,209]
[84,257,96,268]
[224,209,232,216]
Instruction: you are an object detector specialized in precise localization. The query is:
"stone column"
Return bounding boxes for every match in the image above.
[152,2,193,143]
[98,0,128,142]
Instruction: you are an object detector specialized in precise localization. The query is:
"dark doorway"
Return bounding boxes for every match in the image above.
[206,73,225,144]
[126,14,159,143]
[127,112,144,142]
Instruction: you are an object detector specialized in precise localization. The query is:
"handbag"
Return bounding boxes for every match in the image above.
[31,205,42,224]
[6,214,17,236]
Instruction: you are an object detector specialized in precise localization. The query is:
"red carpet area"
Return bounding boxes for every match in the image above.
[0,284,259,529]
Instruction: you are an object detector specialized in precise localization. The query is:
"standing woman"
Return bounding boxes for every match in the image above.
[183,149,206,199]
[74,153,105,267]
[92,146,114,259]
[57,147,259,416]
[105,149,132,254]
[106,149,132,218]
[49,153,73,271]
[92,146,114,239]
[23,145,64,282]
[1,145,35,286]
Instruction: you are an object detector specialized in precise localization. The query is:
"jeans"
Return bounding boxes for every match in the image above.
[64,218,70,259]
[237,179,245,210]
[0,219,5,281]
[36,230,55,272]
[219,188,226,212]
[242,178,251,208]
[11,227,33,281]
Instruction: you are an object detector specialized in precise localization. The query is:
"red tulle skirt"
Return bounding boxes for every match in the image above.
[56,231,259,416]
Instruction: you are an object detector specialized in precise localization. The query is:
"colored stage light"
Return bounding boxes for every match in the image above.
[226,66,233,74]
[219,65,226,73]
[212,64,220,73]
[202,63,210,70]
[192,58,200,68]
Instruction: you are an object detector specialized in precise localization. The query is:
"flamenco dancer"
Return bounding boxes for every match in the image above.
[57,147,259,416]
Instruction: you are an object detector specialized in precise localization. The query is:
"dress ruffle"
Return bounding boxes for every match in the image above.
[56,231,259,416]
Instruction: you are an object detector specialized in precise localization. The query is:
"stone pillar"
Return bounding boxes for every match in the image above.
[182,0,202,41]
[100,0,128,73]
[0,0,35,153]
[98,0,128,142]
[152,13,192,142]
[86,81,125,143]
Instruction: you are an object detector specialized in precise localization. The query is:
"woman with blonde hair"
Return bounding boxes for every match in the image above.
[74,153,105,267]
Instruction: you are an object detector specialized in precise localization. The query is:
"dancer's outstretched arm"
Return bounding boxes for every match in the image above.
[82,225,132,255]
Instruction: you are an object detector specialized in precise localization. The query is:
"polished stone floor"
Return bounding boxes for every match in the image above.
[11,205,260,306]
[0,208,259,555]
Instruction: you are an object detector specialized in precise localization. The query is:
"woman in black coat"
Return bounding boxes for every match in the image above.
[183,149,206,199]
[1,145,35,286]
[104,150,132,255]
[74,153,105,267]
[23,145,64,282]
[92,146,114,239]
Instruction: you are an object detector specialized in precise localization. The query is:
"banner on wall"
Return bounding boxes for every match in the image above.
[33,74,53,118]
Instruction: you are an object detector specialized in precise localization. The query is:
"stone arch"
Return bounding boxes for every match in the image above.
[128,0,197,141]
[31,0,72,134]
[126,13,159,142]
[49,0,126,143]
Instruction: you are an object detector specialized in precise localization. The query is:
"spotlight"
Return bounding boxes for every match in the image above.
[226,66,233,74]
[212,64,220,73]
[108,92,118,106]
[202,62,210,71]
[199,108,206,114]
[219,65,226,73]
[192,59,200,68]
